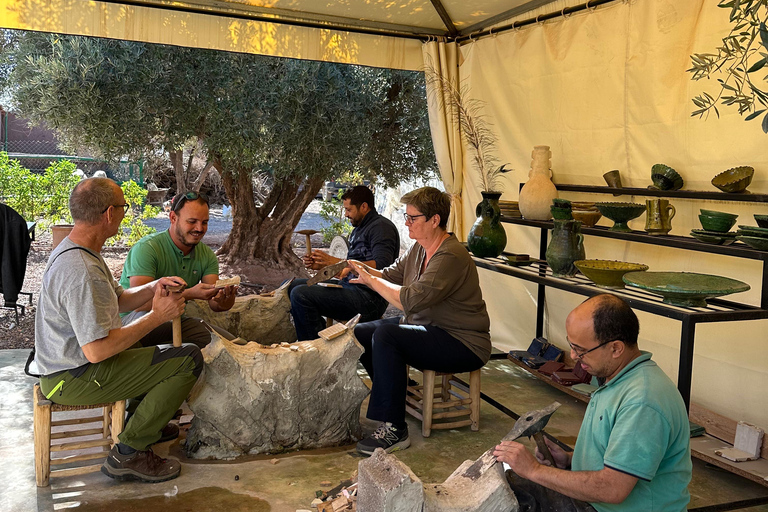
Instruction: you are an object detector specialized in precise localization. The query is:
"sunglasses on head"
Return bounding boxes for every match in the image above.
[171,191,209,213]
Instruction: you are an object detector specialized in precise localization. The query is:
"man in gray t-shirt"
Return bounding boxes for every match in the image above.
[34,178,203,484]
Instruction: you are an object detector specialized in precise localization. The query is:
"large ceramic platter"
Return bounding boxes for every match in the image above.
[622,271,750,307]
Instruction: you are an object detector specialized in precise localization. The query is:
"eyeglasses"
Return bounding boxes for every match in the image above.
[566,335,612,358]
[172,191,209,213]
[403,213,426,223]
[101,203,130,214]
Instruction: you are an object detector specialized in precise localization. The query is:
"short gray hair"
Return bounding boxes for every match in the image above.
[69,178,119,224]
[400,187,451,229]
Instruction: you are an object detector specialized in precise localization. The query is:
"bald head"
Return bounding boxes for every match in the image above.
[69,178,121,224]
[569,294,639,347]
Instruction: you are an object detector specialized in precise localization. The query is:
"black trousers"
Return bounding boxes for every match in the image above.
[354,317,484,425]
[506,471,597,512]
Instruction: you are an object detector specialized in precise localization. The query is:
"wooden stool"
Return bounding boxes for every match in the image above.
[33,384,126,486]
[405,367,481,437]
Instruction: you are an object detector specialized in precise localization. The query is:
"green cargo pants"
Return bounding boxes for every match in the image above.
[39,344,203,451]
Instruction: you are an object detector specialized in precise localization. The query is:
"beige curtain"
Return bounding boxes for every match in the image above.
[422,40,466,238]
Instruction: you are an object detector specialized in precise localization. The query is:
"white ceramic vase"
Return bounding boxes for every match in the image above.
[518,145,558,221]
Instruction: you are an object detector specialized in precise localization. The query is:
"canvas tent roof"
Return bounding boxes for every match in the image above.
[0,0,594,70]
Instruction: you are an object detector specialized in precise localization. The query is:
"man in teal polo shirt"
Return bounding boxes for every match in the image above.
[494,294,691,512]
[120,192,237,348]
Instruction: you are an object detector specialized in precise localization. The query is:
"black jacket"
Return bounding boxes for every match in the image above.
[0,203,32,304]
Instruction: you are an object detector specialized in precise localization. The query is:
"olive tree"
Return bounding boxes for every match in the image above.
[6,32,436,271]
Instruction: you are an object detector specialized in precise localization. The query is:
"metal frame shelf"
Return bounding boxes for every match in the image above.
[478,212,768,411]
[554,183,768,203]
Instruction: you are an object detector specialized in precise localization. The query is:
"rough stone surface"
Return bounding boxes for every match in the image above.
[358,449,424,512]
[423,457,518,512]
[185,328,369,459]
[357,449,519,512]
[184,281,296,344]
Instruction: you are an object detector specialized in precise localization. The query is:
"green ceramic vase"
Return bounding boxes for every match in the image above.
[546,219,585,277]
[468,191,507,258]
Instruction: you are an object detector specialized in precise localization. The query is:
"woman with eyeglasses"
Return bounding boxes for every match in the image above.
[348,186,491,456]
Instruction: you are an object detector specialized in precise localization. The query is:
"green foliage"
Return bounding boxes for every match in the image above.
[319,196,353,243]
[689,1,768,132]
[0,153,79,227]
[110,179,158,247]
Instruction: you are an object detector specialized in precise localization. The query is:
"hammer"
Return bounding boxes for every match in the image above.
[463,401,561,481]
[295,229,318,256]
[166,283,187,347]
[503,401,561,466]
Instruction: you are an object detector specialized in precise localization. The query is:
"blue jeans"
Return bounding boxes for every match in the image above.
[354,317,484,425]
[289,278,389,341]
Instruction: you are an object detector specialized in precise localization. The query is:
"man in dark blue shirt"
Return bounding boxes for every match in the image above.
[290,186,400,340]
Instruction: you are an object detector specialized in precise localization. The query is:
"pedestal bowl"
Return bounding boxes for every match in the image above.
[622,271,750,307]
[650,164,684,191]
[595,202,646,232]
[574,260,649,288]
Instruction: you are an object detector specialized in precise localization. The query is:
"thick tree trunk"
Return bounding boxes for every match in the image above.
[217,165,325,275]
[170,150,187,193]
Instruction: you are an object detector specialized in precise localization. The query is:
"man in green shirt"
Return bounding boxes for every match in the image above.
[120,192,237,348]
[494,294,691,512]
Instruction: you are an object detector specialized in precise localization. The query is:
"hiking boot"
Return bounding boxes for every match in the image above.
[153,422,180,444]
[101,445,181,483]
[356,422,410,456]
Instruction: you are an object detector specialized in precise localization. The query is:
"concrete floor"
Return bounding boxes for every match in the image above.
[2,348,767,512]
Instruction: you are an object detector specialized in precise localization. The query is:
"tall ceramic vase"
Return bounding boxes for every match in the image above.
[519,145,558,220]
[468,191,507,258]
[546,219,585,277]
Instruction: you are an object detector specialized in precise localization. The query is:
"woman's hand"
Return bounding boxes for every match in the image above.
[348,260,375,288]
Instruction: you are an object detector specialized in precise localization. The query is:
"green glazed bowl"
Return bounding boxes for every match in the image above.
[754,214,768,228]
[700,209,738,220]
[595,202,646,232]
[711,166,754,193]
[650,164,684,191]
[737,225,768,238]
[623,271,750,307]
[690,231,736,245]
[574,260,649,289]
[737,236,768,251]
[699,214,737,232]
[550,206,574,220]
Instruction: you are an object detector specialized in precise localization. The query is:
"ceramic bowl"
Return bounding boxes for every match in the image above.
[571,209,602,227]
[650,164,684,191]
[550,206,573,220]
[711,166,754,193]
[552,198,572,209]
[574,259,649,289]
[690,231,736,245]
[737,235,768,250]
[623,271,750,307]
[700,209,738,220]
[691,229,737,238]
[754,214,768,228]
[570,201,596,211]
[698,214,737,233]
[737,225,768,238]
[595,202,646,232]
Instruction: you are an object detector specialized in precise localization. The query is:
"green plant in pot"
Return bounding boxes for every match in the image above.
[425,69,511,258]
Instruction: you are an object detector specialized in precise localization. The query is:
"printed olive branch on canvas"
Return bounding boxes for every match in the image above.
[689,0,768,133]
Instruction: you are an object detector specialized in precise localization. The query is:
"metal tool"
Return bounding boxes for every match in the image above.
[307,260,348,286]
[463,400,561,480]
[502,401,561,466]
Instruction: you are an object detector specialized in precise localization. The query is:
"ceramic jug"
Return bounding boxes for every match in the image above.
[467,191,507,258]
[519,145,558,220]
[645,199,676,236]
[546,219,585,277]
